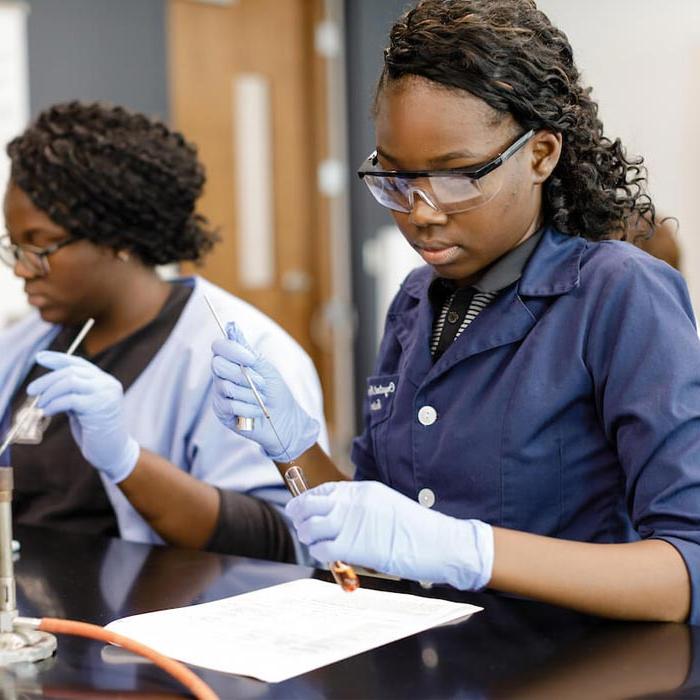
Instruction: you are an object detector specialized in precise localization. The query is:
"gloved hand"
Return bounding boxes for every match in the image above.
[286,480,494,590]
[26,351,140,483]
[211,322,319,461]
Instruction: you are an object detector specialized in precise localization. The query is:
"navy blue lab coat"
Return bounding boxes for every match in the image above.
[352,227,700,624]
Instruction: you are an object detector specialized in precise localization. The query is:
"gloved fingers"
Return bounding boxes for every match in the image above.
[39,392,95,418]
[227,400,264,419]
[212,338,258,369]
[67,413,82,443]
[309,540,354,564]
[306,482,341,497]
[285,485,340,524]
[212,394,265,420]
[26,365,97,398]
[225,321,254,351]
[33,385,84,413]
[211,356,266,391]
[352,480,408,509]
[34,350,96,371]
[295,510,344,546]
[213,377,261,405]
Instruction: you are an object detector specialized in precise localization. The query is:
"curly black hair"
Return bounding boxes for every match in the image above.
[7,101,218,265]
[376,0,654,240]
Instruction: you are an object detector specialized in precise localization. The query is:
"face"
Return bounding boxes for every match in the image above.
[373,76,561,285]
[3,183,124,324]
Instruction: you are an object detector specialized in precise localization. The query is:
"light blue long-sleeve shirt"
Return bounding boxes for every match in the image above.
[0,275,328,551]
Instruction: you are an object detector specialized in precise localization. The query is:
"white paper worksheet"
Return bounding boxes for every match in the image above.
[105,578,482,682]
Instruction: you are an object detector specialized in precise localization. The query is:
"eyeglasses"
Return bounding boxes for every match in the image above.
[0,234,78,276]
[357,129,535,214]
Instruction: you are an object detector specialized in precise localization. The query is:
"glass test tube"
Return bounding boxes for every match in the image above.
[284,466,359,592]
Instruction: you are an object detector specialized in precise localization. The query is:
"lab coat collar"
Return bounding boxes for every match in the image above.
[400,264,434,300]
[399,226,586,301]
[518,227,586,297]
[427,289,536,380]
[391,227,587,385]
[390,280,537,387]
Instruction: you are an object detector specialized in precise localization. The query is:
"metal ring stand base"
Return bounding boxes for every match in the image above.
[0,629,56,664]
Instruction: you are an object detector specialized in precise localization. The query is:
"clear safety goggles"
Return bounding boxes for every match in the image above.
[357,129,535,215]
[0,234,78,276]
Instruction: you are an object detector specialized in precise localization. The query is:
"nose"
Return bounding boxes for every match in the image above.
[408,189,448,227]
[13,257,40,280]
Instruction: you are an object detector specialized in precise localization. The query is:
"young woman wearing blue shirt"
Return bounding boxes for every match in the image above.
[211,0,700,623]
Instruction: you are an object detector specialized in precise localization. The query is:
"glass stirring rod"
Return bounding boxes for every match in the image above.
[0,317,95,460]
[204,295,359,592]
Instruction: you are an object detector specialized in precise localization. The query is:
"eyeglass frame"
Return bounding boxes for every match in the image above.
[0,234,79,276]
[357,128,536,188]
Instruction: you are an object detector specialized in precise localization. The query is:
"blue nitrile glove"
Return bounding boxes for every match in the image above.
[286,480,494,590]
[26,351,140,483]
[211,322,319,461]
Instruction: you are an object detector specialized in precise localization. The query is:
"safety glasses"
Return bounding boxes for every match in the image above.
[357,129,535,214]
[0,234,78,276]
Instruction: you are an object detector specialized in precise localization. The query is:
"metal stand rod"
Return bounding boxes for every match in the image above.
[0,467,56,663]
[0,468,15,631]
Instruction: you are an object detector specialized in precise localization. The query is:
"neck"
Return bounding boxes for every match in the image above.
[83,266,171,355]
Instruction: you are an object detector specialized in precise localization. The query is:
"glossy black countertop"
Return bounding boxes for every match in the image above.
[4,524,699,699]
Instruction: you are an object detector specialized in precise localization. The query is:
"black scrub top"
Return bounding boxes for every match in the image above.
[10,283,192,536]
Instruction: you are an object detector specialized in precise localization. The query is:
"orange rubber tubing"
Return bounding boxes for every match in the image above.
[38,617,219,700]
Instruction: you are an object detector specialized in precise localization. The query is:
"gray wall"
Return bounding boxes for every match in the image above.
[345,0,412,425]
[25,0,168,120]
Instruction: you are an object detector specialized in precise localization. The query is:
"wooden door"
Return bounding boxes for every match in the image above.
[168,0,350,451]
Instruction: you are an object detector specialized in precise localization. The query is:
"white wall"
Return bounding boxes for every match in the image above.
[536,0,700,312]
[364,1,700,355]
[0,4,29,328]
[363,225,422,350]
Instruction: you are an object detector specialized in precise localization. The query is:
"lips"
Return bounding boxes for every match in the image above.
[24,287,50,308]
[414,243,462,266]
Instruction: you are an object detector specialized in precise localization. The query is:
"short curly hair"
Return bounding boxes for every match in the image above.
[7,101,218,265]
[377,0,654,240]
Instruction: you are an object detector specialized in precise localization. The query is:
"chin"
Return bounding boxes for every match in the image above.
[36,307,68,324]
[434,262,482,285]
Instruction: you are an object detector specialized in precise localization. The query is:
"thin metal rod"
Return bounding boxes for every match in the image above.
[203,294,271,420]
[65,317,95,355]
[203,293,227,337]
[204,296,357,589]
[0,317,95,460]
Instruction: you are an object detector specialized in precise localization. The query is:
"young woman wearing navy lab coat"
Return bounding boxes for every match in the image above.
[211,0,700,622]
[0,101,330,560]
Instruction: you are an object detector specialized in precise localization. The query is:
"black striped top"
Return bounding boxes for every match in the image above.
[429,230,543,361]
[430,289,497,357]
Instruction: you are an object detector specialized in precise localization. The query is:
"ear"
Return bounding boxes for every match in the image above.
[108,247,131,263]
[530,131,562,183]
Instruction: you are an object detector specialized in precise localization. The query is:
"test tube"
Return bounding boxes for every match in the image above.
[284,466,360,592]
[0,317,95,460]
[204,295,358,591]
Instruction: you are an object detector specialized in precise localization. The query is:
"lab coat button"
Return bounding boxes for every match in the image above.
[418,488,435,508]
[418,405,437,426]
